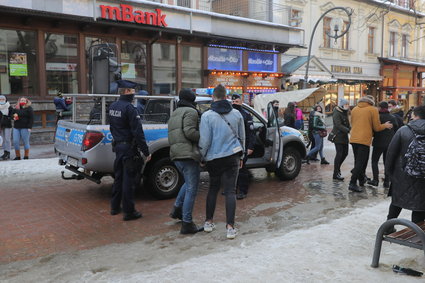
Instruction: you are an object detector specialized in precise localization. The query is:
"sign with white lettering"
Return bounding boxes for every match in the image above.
[207,48,242,71]
[248,52,277,72]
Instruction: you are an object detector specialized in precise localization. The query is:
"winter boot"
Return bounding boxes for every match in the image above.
[24,149,29,160]
[1,151,10,160]
[13,150,21,160]
[169,206,182,220]
[180,221,203,234]
[320,158,330,165]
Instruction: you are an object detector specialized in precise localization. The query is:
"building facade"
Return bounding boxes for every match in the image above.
[282,0,425,111]
[0,0,303,142]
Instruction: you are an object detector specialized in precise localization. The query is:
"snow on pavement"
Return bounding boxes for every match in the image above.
[102,202,424,283]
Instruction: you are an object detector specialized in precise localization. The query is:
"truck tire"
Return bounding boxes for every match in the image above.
[146,157,183,199]
[275,147,301,181]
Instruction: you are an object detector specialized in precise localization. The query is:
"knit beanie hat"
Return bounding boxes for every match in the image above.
[339,98,349,107]
[358,95,375,106]
[178,88,196,102]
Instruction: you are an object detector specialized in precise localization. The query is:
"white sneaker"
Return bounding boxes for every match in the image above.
[204,221,216,232]
[226,227,238,239]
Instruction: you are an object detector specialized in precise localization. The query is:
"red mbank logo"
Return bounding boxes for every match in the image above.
[100,4,167,27]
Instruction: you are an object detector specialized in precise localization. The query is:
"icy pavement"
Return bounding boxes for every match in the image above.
[1,199,424,282]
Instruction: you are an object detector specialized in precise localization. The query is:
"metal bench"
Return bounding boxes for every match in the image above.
[371,218,425,268]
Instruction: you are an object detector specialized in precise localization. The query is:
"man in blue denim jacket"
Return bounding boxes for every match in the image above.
[199,84,245,239]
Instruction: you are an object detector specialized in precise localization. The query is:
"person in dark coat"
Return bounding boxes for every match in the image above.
[388,99,404,128]
[283,102,296,129]
[367,101,397,188]
[109,80,151,221]
[385,105,425,230]
[11,97,34,160]
[231,94,255,200]
[331,99,351,180]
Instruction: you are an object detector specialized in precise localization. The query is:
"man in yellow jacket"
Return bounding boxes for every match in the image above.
[349,95,393,192]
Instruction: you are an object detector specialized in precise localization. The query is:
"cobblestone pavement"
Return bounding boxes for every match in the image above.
[0,142,389,265]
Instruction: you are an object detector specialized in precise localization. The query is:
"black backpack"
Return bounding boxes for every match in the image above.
[404,126,425,178]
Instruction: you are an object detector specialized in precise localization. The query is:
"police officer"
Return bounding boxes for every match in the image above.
[231,94,255,199]
[109,80,151,221]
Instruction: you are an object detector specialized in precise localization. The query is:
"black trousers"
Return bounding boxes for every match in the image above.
[371,146,388,182]
[111,144,138,214]
[236,156,250,194]
[206,154,240,226]
[350,143,370,185]
[387,204,425,224]
[333,143,349,177]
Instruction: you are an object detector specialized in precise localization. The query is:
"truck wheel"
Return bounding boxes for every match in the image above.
[147,157,183,199]
[275,147,301,180]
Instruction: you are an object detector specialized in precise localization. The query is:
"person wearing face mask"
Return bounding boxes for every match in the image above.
[0,95,13,160]
[331,99,351,181]
[11,97,33,160]
[108,80,151,221]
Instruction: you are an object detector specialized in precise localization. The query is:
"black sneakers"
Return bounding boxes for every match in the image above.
[110,208,122,215]
[320,158,330,165]
[123,211,142,221]
[180,221,203,234]
[348,183,363,192]
[367,179,379,187]
[236,193,247,200]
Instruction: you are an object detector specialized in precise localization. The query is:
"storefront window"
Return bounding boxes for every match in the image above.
[344,84,362,106]
[0,29,38,96]
[45,33,78,95]
[85,37,115,93]
[121,40,147,90]
[182,46,202,89]
[152,43,176,95]
[323,84,338,113]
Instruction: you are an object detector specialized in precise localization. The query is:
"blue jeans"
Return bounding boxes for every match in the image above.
[13,128,31,150]
[307,133,323,159]
[174,160,200,223]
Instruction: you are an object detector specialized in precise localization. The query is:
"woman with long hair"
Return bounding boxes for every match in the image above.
[283,102,296,128]
[304,105,329,165]
[12,97,34,160]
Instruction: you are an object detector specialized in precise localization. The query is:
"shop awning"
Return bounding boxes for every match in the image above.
[253,87,327,113]
[334,74,382,81]
[281,56,335,83]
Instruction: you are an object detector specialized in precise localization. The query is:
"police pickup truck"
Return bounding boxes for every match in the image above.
[55,94,306,199]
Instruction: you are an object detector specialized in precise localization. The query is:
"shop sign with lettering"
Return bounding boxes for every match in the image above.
[331,65,363,74]
[208,48,243,71]
[248,52,277,72]
[99,4,168,27]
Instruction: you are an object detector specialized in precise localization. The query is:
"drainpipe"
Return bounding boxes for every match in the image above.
[380,11,385,57]
[93,0,97,21]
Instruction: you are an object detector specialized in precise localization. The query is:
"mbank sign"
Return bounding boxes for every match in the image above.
[99,4,167,27]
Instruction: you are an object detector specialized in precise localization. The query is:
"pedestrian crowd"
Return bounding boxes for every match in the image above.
[304,95,425,232]
[0,95,34,161]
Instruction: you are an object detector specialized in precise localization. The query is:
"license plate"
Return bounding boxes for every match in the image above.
[67,157,79,167]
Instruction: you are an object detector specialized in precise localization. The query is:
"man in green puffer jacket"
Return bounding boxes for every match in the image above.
[168,89,203,234]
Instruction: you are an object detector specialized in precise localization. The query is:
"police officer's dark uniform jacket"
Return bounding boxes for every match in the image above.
[109,85,150,219]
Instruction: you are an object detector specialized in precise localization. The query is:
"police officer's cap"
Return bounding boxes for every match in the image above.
[231,93,241,100]
[116,80,138,89]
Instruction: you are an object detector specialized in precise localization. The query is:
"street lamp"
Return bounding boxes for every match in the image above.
[303,7,353,89]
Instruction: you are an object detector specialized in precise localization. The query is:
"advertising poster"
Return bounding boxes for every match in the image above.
[9,53,28,76]
[207,48,242,71]
[248,52,277,72]
[121,63,136,79]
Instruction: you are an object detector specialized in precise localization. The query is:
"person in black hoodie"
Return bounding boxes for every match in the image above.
[367,101,398,188]
[0,95,13,160]
[12,97,34,160]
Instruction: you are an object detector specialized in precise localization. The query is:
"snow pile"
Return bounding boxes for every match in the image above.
[103,202,424,282]
[0,158,62,186]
